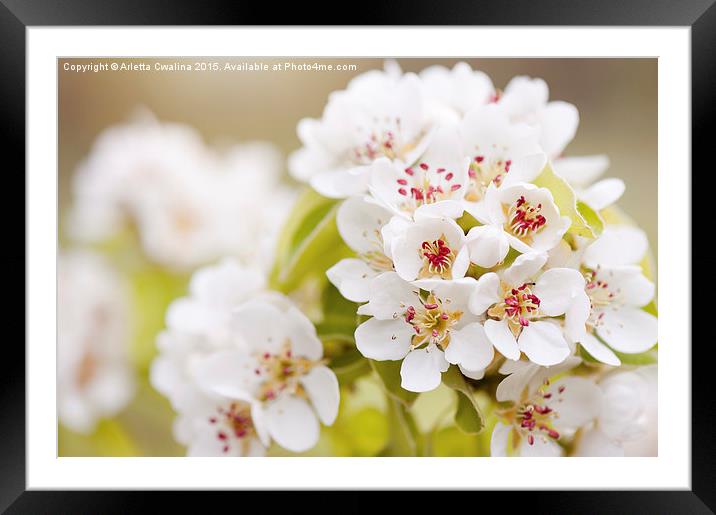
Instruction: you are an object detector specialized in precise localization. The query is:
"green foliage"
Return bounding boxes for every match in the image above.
[59,419,140,457]
[382,398,420,456]
[329,347,372,385]
[370,359,419,407]
[269,188,352,293]
[442,366,485,435]
[534,163,604,239]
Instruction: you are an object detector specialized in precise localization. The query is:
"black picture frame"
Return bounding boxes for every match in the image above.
[4,0,706,511]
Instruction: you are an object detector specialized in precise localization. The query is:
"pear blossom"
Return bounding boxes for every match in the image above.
[326,196,395,302]
[575,366,657,457]
[387,215,470,282]
[69,112,294,270]
[497,75,579,159]
[368,126,470,220]
[465,181,571,268]
[469,253,586,366]
[419,62,495,118]
[460,105,542,203]
[289,69,432,198]
[58,251,135,434]
[355,272,494,392]
[193,300,339,452]
[491,357,602,456]
[565,226,657,366]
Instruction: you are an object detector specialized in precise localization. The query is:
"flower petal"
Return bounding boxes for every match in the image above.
[547,376,602,432]
[300,365,340,426]
[579,331,621,366]
[538,101,579,158]
[468,272,501,315]
[265,396,320,452]
[465,224,510,268]
[326,258,377,303]
[194,350,259,400]
[484,319,520,360]
[354,317,413,361]
[596,307,658,354]
[356,272,417,320]
[400,346,448,393]
[502,252,547,286]
[580,178,625,211]
[552,155,609,188]
[490,422,511,457]
[574,428,624,457]
[517,321,570,366]
[534,267,585,316]
[582,226,648,268]
[336,196,393,254]
[444,322,494,371]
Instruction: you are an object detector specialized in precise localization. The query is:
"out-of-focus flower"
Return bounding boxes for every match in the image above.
[469,253,585,366]
[194,300,339,453]
[355,272,492,392]
[289,68,432,198]
[58,251,135,434]
[68,112,294,270]
[326,196,395,303]
[419,62,495,118]
[152,260,338,455]
[574,366,657,457]
[564,226,657,366]
[490,357,601,457]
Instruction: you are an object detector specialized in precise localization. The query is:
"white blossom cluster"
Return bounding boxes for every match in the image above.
[68,111,295,271]
[299,62,659,456]
[150,259,339,456]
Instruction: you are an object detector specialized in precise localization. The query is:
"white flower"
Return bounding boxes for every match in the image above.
[69,112,294,270]
[419,62,495,118]
[574,366,657,457]
[491,357,601,457]
[550,154,625,211]
[465,181,571,268]
[497,75,579,159]
[565,226,657,366]
[469,253,585,366]
[150,259,268,413]
[326,196,395,302]
[387,215,470,282]
[289,69,431,198]
[354,272,493,392]
[460,105,542,204]
[58,251,135,434]
[194,300,339,453]
[368,126,470,220]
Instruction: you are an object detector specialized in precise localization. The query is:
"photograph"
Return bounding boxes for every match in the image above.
[56,57,659,458]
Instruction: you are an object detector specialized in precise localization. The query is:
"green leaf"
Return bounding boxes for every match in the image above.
[316,282,359,344]
[456,211,480,233]
[269,188,352,293]
[382,398,420,456]
[576,200,605,237]
[329,348,372,385]
[370,359,419,407]
[612,348,658,366]
[442,365,485,435]
[534,163,600,239]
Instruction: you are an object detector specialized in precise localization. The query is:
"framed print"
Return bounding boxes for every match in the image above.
[5,0,708,511]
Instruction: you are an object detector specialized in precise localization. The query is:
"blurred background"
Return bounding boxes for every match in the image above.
[57,58,657,456]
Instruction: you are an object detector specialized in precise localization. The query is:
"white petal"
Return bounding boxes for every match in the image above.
[484,319,520,360]
[459,365,486,380]
[579,332,621,366]
[232,301,288,354]
[285,306,324,361]
[357,272,417,320]
[552,155,610,188]
[534,267,585,316]
[496,362,538,402]
[326,258,377,303]
[502,252,548,286]
[465,225,510,268]
[194,351,258,400]
[336,196,393,254]
[518,436,563,457]
[414,200,466,220]
[564,291,591,343]
[580,178,625,211]
[548,376,602,432]
[354,318,413,361]
[500,153,547,187]
[300,366,340,426]
[574,428,624,457]
[310,166,371,198]
[445,323,494,371]
[582,226,648,268]
[518,321,570,366]
[596,307,658,354]
[538,101,579,157]
[596,266,655,307]
[400,346,449,393]
[265,396,320,452]
[490,422,511,457]
[468,272,501,315]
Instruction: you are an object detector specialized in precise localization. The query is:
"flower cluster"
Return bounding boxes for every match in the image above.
[150,259,339,456]
[68,111,295,271]
[305,62,658,456]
